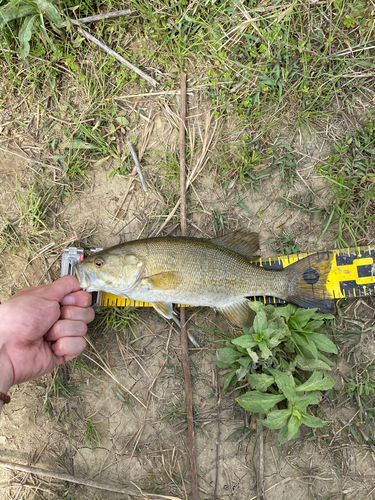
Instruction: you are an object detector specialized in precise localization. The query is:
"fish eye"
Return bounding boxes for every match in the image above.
[94,258,105,268]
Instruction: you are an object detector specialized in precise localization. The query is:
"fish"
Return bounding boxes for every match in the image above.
[73,228,334,328]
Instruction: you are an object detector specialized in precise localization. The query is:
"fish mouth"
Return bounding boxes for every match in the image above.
[73,263,96,291]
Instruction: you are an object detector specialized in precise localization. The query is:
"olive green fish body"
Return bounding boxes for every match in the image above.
[74,230,334,327]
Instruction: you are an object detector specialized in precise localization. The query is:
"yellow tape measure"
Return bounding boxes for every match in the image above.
[94,245,375,309]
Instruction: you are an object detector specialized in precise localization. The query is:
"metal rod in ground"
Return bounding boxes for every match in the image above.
[179,72,199,500]
[77,27,157,87]
[61,9,132,27]
[128,142,148,192]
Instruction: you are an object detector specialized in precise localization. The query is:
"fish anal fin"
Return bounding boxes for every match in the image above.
[151,301,180,326]
[211,228,260,259]
[285,252,335,313]
[216,298,255,328]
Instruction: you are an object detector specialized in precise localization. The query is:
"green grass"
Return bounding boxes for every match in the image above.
[317,111,375,248]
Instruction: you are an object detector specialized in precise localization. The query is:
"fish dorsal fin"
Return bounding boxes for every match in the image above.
[216,298,255,328]
[211,229,260,259]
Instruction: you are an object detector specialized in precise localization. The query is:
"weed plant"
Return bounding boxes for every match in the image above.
[214,301,337,443]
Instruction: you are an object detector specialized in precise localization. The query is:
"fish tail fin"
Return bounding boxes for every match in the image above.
[283,252,335,313]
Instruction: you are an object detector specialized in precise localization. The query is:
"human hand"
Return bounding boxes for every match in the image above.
[0,276,94,396]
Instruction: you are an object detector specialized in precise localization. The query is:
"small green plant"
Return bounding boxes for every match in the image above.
[213,302,337,443]
[85,418,101,449]
[0,0,63,58]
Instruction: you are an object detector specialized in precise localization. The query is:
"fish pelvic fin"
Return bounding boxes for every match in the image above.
[284,252,335,313]
[211,228,260,259]
[216,298,255,328]
[151,301,180,326]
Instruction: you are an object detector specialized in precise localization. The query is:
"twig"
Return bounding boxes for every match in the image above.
[179,74,187,233]
[179,73,199,500]
[128,142,148,192]
[0,146,61,170]
[213,365,220,500]
[0,460,182,499]
[61,9,132,27]
[256,416,264,500]
[77,27,157,87]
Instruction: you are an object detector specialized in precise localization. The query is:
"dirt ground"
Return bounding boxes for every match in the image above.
[1,91,375,500]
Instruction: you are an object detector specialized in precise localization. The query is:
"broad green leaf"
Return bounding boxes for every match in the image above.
[0,5,36,23]
[35,0,62,26]
[317,351,335,367]
[267,368,296,402]
[223,370,237,391]
[292,307,317,327]
[260,409,291,430]
[252,307,267,335]
[247,373,274,392]
[295,355,332,372]
[296,371,335,392]
[287,414,301,440]
[247,301,265,315]
[302,413,328,428]
[305,332,338,354]
[236,363,250,381]
[278,422,290,444]
[293,391,321,411]
[304,320,324,331]
[18,15,37,58]
[213,348,243,367]
[246,348,259,363]
[236,391,285,413]
[232,335,258,349]
[238,356,251,367]
[258,340,272,359]
[274,303,296,322]
[292,332,318,358]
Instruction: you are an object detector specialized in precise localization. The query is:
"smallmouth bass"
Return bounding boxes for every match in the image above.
[74,229,334,327]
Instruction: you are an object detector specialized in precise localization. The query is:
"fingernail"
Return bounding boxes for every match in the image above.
[61,294,75,305]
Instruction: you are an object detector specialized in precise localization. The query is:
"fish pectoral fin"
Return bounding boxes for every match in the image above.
[151,301,180,326]
[216,299,255,328]
[146,271,182,290]
[211,228,260,259]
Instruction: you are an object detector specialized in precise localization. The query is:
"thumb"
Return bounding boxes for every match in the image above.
[43,275,82,303]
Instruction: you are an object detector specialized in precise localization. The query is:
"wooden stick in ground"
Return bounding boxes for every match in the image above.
[256,416,265,500]
[179,72,199,500]
[77,27,157,87]
[0,460,182,500]
[128,142,148,192]
[61,9,132,27]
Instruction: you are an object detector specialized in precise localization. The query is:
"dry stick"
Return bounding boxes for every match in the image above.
[179,73,199,500]
[0,460,182,500]
[61,9,132,27]
[213,365,220,500]
[77,27,157,87]
[256,416,264,500]
[128,142,148,192]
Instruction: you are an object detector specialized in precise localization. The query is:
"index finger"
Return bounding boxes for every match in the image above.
[43,275,82,303]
